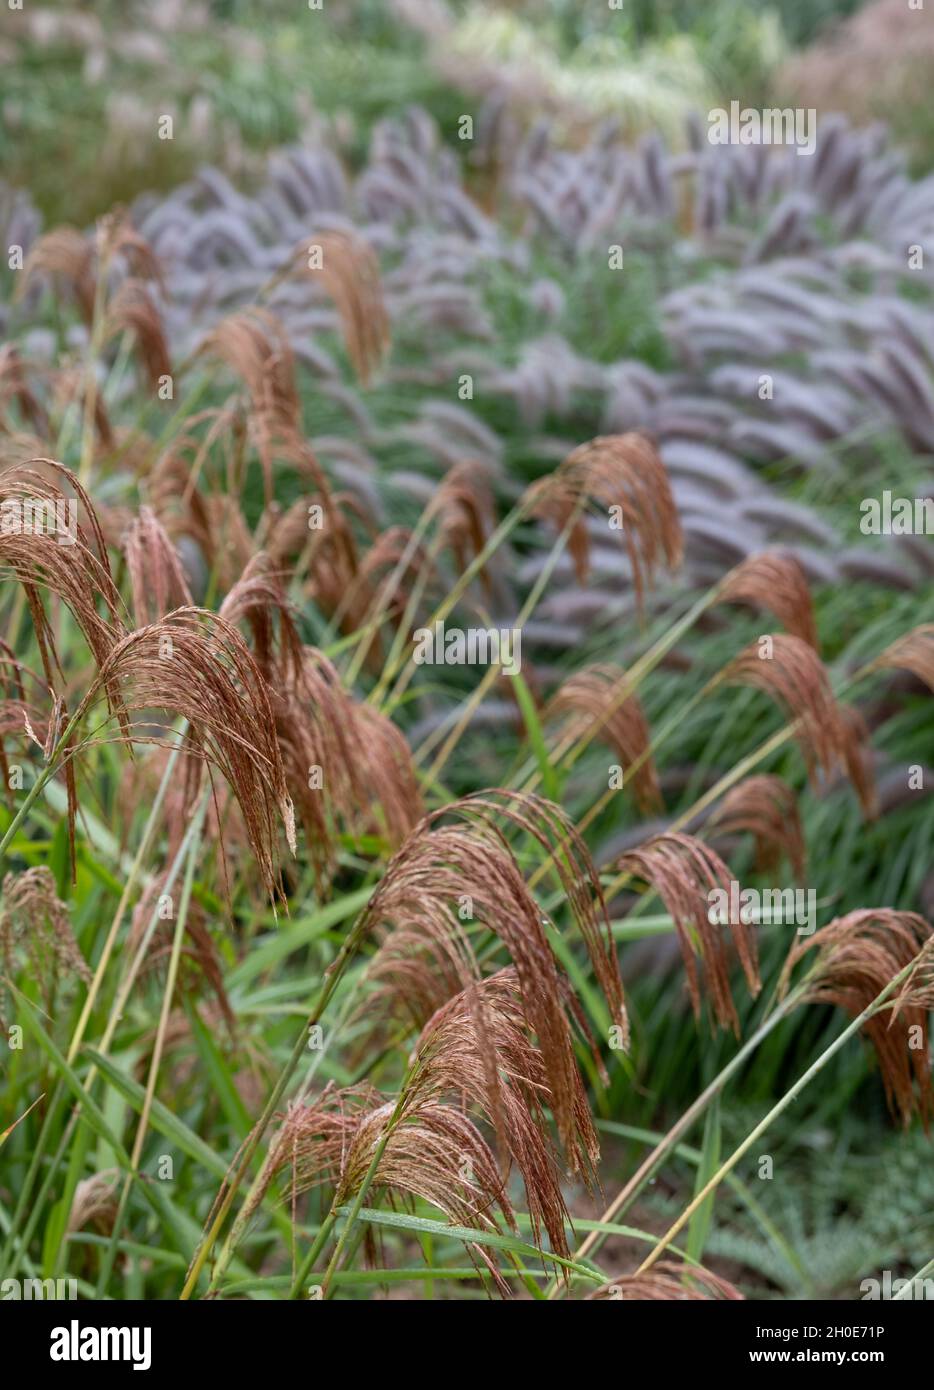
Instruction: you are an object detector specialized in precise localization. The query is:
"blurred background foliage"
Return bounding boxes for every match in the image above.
[2,0,931,227]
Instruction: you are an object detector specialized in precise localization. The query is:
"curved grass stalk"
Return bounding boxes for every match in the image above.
[546,978,810,1297]
[379,496,535,715]
[545,582,728,778]
[343,512,441,692]
[94,799,206,1292]
[545,644,884,905]
[596,1119,810,1288]
[66,732,185,1064]
[293,1071,417,1300]
[0,780,209,1273]
[555,675,718,844]
[181,904,375,1299]
[413,504,583,778]
[633,948,927,1278]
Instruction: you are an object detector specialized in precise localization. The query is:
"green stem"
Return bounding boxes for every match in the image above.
[893,1256,934,1300]
[0,709,83,867]
[182,906,374,1299]
[67,733,184,1064]
[416,502,582,781]
[636,951,926,1276]
[317,1075,415,1299]
[1,787,207,1274]
[287,1209,339,1301]
[547,981,806,1297]
[94,803,205,1294]
[381,497,534,713]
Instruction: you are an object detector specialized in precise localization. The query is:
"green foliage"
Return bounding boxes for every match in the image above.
[1,0,931,1304]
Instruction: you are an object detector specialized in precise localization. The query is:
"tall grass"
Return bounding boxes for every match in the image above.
[0,302,930,1296]
[1,4,932,1302]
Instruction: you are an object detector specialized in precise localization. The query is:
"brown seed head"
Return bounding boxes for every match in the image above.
[779,909,933,1127]
[717,550,819,651]
[616,832,760,1033]
[524,433,682,609]
[547,663,661,813]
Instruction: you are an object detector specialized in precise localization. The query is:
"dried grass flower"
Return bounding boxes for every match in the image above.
[524,433,682,609]
[779,909,932,1127]
[616,832,760,1033]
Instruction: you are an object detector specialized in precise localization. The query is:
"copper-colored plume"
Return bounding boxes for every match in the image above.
[73,607,296,898]
[263,1083,516,1294]
[779,909,933,1127]
[129,872,234,1030]
[708,775,806,880]
[0,346,49,437]
[411,968,580,1258]
[589,1259,744,1300]
[0,866,90,1027]
[260,437,353,566]
[149,446,215,554]
[17,227,96,322]
[122,506,193,626]
[717,550,819,651]
[430,459,497,589]
[282,510,435,676]
[0,461,126,848]
[198,308,301,502]
[337,525,432,635]
[872,625,934,694]
[288,229,390,384]
[148,409,244,558]
[265,493,335,575]
[17,213,160,324]
[266,489,366,645]
[272,646,368,891]
[724,634,874,813]
[0,459,126,686]
[616,832,760,1033]
[547,663,662,813]
[218,552,303,683]
[838,703,878,820]
[460,791,627,1036]
[95,209,163,285]
[214,558,421,889]
[891,934,934,1015]
[104,280,172,390]
[221,555,420,884]
[358,790,624,1171]
[360,820,598,1171]
[352,700,424,847]
[524,433,682,609]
